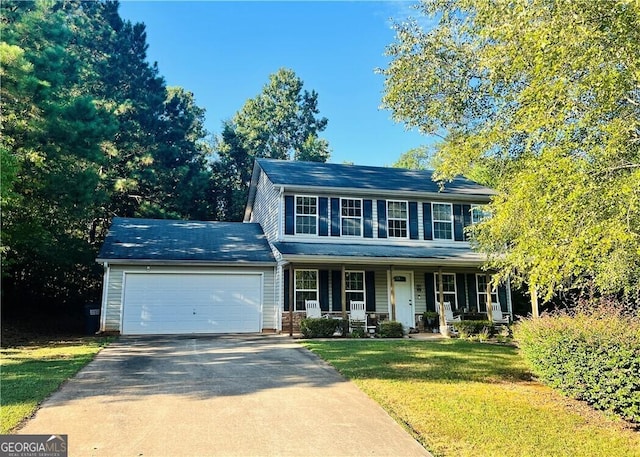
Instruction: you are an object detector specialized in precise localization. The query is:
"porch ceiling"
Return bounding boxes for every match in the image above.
[272,241,487,267]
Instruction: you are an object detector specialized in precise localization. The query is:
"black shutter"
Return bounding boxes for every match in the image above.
[331,198,340,237]
[456,274,467,311]
[319,197,329,236]
[409,201,419,240]
[285,195,295,235]
[377,200,387,238]
[462,204,472,240]
[453,204,464,241]
[425,272,436,312]
[365,271,376,312]
[466,274,478,310]
[284,269,290,311]
[331,270,342,312]
[363,199,373,238]
[423,203,432,240]
[319,270,330,311]
[498,283,508,313]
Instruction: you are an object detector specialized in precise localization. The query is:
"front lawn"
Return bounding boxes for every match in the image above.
[0,338,112,433]
[303,339,640,457]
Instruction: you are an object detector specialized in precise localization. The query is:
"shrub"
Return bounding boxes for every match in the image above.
[379,320,404,338]
[514,310,640,423]
[452,320,500,337]
[300,318,339,338]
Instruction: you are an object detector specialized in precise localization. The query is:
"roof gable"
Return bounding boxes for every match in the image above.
[98,218,275,264]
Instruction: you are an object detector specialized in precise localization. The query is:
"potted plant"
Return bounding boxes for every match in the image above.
[422,311,439,327]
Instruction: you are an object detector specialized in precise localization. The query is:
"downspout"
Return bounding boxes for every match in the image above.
[99,262,109,332]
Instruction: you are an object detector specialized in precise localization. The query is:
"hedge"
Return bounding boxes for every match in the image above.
[379,320,404,338]
[514,312,640,423]
[300,318,340,338]
[452,320,499,337]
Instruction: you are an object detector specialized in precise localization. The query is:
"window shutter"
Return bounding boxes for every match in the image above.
[284,269,290,311]
[377,200,387,238]
[331,270,342,311]
[453,204,464,241]
[409,201,419,240]
[425,272,436,312]
[456,274,467,310]
[462,204,472,240]
[319,270,329,311]
[319,197,329,236]
[498,284,508,312]
[284,195,294,235]
[365,271,376,312]
[423,203,433,240]
[363,200,373,238]
[330,198,340,237]
[466,274,478,310]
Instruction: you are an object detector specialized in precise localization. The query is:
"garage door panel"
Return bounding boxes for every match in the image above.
[122,273,262,335]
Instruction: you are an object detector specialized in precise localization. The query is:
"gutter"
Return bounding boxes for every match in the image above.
[95,259,277,267]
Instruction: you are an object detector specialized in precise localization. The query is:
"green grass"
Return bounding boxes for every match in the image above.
[303,339,640,457]
[0,337,113,433]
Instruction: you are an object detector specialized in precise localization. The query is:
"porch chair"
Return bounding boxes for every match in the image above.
[304,299,322,318]
[349,301,375,334]
[442,302,461,325]
[490,302,510,324]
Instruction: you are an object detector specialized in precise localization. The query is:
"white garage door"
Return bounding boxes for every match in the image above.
[122,273,262,335]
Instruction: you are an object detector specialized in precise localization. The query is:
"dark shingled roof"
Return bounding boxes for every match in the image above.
[272,242,485,265]
[257,158,495,196]
[98,218,275,263]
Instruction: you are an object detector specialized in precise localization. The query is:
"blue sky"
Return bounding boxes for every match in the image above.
[118,1,433,167]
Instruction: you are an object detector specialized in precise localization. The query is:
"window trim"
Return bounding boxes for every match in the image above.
[294,269,318,312]
[345,270,366,307]
[387,200,409,239]
[471,204,490,225]
[433,272,458,310]
[340,197,363,237]
[294,195,318,235]
[432,202,454,240]
[476,274,499,313]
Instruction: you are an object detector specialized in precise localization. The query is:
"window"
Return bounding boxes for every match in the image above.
[345,271,365,307]
[433,273,457,309]
[295,269,318,311]
[476,274,499,313]
[471,205,491,224]
[341,198,362,236]
[432,203,453,240]
[387,201,408,238]
[295,196,317,234]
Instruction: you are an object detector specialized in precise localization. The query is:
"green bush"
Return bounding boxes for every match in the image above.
[514,311,640,423]
[300,318,339,338]
[379,320,404,338]
[452,320,499,337]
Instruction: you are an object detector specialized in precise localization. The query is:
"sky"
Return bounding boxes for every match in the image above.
[117,0,434,167]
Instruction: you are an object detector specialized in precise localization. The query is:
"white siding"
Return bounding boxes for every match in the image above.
[250,171,280,241]
[102,264,277,333]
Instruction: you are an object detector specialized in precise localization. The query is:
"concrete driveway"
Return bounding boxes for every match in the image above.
[18,335,430,457]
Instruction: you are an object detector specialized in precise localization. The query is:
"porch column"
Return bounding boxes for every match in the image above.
[288,265,294,336]
[437,268,448,336]
[530,286,540,319]
[486,272,494,323]
[389,266,396,321]
[341,264,347,318]
[506,275,513,320]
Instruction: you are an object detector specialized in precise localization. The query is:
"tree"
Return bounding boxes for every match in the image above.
[392,146,431,170]
[215,68,330,221]
[380,0,640,302]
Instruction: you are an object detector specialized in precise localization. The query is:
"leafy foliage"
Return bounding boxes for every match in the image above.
[514,309,640,423]
[300,318,339,338]
[381,0,640,301]
[379,320,404,338]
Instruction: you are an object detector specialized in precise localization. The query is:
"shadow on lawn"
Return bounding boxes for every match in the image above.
[304,339,534,384]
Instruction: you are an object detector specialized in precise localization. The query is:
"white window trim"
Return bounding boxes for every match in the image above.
[471,204,490,224]
[433,272,458,309]
[345,270,366,305]
[476,274,499,312]
[294,195,318,235]
[432,202,454,240]
[340,197,363,237]
[387,200,409,239]
[295,269,319,312]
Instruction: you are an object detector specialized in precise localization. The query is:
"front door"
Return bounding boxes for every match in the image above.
[393,272,414,332]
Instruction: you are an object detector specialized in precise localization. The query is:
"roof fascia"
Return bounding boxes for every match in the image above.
[276,254,486,267]
[96,259,276,267]
[278,185,494,202]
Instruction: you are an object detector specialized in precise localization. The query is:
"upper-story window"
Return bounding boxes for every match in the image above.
[432,203,453,240]
[295,196,317,234]
[471,205,491,224]
[387,201,408,238]
[341,198,362,236]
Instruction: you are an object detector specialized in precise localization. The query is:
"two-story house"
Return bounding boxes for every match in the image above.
[97,158,512,335]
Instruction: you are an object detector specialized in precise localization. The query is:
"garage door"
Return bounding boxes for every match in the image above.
[122,273,262,335]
